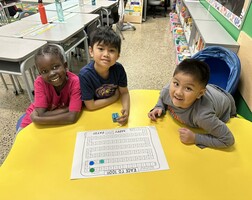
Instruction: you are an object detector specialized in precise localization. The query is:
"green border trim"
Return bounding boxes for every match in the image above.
[234,91,252,122]
[242,3,252,36]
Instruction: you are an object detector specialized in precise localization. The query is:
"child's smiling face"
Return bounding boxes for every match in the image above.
[37,54,68,89]
[169,72,206,109]
[89,41,120,70]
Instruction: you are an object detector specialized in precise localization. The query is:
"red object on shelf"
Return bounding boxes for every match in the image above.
[38,0,48,24]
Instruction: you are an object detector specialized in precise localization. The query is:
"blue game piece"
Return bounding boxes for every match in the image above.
[112,113,119,122]
[89,161,95,165]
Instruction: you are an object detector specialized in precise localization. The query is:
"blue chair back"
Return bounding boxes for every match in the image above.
[192,46,241,95]
[16,113,26,132]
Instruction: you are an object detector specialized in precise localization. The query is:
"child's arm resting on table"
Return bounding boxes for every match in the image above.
[30,107,80,125]
[84,89,120,111]
[116,86,130,125]
[190,115,235,148]
[148,88,167,121]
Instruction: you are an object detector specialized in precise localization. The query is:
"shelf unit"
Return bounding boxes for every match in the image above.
[170,0,190,63]
[171,0,239,62]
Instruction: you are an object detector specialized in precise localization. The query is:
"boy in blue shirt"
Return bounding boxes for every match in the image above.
[79,26,130,125]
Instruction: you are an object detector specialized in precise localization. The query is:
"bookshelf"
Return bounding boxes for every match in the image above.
[171,0,239,63]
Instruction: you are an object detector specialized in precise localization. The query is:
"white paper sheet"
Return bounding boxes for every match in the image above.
[71,126,169,179]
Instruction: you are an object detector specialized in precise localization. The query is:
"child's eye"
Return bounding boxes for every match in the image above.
[98,47,104,51]
[52,65,60,70]
[109,49,116,53]
[173,81,179,87]
[185,87,192,91]
[40,70,48,74]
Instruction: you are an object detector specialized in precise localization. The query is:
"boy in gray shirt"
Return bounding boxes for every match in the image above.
[148,59,236,148]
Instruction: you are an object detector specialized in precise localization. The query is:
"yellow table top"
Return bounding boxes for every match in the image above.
[0,90,252,200]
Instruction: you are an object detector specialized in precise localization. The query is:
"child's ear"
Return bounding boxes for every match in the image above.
[36,65,42,75]
[89,46,93,57]
[197,88,206,99]
[64,62,68,70]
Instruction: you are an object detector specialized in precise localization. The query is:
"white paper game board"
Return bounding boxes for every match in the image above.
[71,126,169,179]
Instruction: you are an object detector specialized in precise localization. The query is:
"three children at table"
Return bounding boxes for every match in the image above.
[20,26,236,149]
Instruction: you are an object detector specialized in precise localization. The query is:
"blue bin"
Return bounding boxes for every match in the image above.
[192,46,241,95]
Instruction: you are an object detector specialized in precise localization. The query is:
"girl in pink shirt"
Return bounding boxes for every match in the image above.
[19,44,82,131]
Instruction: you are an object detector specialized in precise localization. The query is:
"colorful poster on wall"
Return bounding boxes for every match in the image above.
[124,0,143,23]
[206,0,251,29]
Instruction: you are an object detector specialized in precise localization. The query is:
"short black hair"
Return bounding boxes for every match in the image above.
[173,59,210,86]
[35,44,65,66]
[89,26,121,53]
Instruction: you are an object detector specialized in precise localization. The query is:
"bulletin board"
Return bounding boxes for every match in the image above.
[124,0,144,23]
[206,0,251,29]
[237,31,252,111]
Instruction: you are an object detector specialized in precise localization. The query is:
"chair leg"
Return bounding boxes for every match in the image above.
[1,73,23,94]
[116,23,125,40]
[121,22,136,31]
[13,75,23,93]
[67,52,73,71]
[28,68,35,83]
[9,75,18,95]
[0,73,8,90]
[153,6,156,18]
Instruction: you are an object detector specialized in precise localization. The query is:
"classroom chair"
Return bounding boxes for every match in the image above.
[147,0,169,18]
[1,2,29,95]
[16,113,26,132]
[192,46,241,95]
[102,1,125,39]
[102,0,135,40]
[0,2,9,26]
[118,0,136,33]
[17,10,36,20]
[73,19,100,64]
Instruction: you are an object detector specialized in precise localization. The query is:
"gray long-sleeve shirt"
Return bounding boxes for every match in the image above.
[155,84,236,148]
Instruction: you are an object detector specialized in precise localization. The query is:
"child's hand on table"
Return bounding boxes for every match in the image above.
[117,109,129,126]
[148,108,163,121]
[178,128,196,144]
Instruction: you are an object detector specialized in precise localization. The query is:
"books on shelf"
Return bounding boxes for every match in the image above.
[191,29,204,55]
[183,17,192,43]
[195,36,204,53]
[172,0,238,62]
[169,6,192,64]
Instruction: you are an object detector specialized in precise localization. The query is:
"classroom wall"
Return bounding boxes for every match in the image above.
[236,3,252,121]
[201,0,252,121]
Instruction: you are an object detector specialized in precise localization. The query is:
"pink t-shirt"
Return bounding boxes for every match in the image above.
[21,71,82,128]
